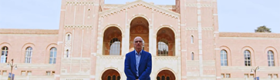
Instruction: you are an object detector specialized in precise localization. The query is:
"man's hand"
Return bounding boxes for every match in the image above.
[136,79,139,80]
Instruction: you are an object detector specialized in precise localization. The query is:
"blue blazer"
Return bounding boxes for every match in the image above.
[124,50,152,80]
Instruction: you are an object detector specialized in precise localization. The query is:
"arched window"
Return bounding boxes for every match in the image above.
[191,35,194,43]
[109,38,121,55]
[66,49,69,58]
[117,76,120,80]
[167,77,170,80]
[158,41,168,56]
[157,70,175,80]
[157,76,160,80]
[220,50,228,66]
[112,75,116,80]
[107,76,111,80]
[157,28,175,56]
[244,50,251,66]
[267,50,275,66]
[1,46,8,63]
[162,76,165,80]
[191,52,194,60]
[67,34,71,41]
[102,69,120,80]
[25,47,32,63]
[49,47,57,64]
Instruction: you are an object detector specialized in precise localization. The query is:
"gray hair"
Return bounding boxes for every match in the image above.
[134,36,145,47]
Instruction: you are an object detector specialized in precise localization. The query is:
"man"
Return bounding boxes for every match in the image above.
[125,36,152,80]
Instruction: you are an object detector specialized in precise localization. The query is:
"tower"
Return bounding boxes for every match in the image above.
[176,0,219,79]
[56,0,103,79]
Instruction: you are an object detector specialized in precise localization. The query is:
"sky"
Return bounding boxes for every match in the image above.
[0,0,279,33]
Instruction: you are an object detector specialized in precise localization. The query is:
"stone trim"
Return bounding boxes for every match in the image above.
[185,27,213,31]
[104,4,176,11]
[154,56,179,60]
[99,0,179,19]
[0,29,58,34]
[185,3,213,7]
[219,32,280,38]
[98,55,124,59]
[66,1,95,5]
[64,25,92,28]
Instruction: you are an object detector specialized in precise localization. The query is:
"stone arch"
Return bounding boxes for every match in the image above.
[265,46,279,66]
[156,27,175,56]
[103,26,122,55]
[220,46,231,66]
[101,69,121,80]
[0,42,11,48]
[46,43,57,51]
[22,43,35,50]
[102,24,124,36]
[156,68,176,80]
[155,25,176,36]
[129,17,150,52]
[129,15,151,29]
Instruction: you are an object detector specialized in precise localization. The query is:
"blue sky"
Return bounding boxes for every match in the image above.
[0,0,279,33]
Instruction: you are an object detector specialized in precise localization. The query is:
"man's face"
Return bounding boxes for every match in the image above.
[134,37,143,50]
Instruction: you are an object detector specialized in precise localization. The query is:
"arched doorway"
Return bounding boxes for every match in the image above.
[103,27,122,55]
[129,17,149,51]
[157,70,175,80]
[157,28,175,56]
[101,69,121,80]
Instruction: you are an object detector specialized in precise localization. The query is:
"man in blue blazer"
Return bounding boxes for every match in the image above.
[125,36,152,80]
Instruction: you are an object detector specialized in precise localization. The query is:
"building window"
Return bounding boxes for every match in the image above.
[268,74,272,78]
[162,76,165,80]
[269,74,279,78]
[27,71,32,76]
[274,74,278,78]
[221,73,225,78]
[117,76,120,80]
[220,50,228,66]
[52,71,55,75]
[66,49,70,58]
[107,76,111,80]
[221,73,231,78]
[158,41,168,56]
[46,71,51,76]
[2,70,7,75]
[191,35,194,43]
[113,75,116,80]
[166,76,170,80]
[25,47,32,63]
[67,34,71,41]
[46,71,55,76]
[1,46,8,63]
[250,74,254,78]
[21,70,26,76]
[191,52,194,60]
[267,50,275,66]
[49,47,57,64]
[244,74,249,78]
[244,50,251,66]
[109,38,121,55]
[226,74,231,78]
